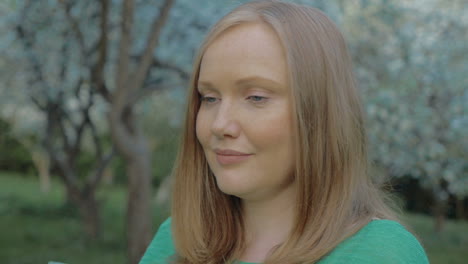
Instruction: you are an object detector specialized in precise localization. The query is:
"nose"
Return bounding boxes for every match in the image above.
[211,100,241,139]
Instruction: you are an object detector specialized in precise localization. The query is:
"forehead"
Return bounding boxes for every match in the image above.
[198,22,288,88]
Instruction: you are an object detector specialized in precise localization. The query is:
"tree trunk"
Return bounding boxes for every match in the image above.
[433,197,446,232]
[80,192,100,239]
[109,0,175,262]
[103,166,115,185]
[31,150,50,193]
[455,196,465,220]
[65,184,101,239]
[126,148,153,264]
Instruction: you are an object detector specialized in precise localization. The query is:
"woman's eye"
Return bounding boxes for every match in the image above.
[247,95,267,102]
[200,96,218,103]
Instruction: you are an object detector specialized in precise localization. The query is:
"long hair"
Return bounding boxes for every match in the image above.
[171,1,397,263]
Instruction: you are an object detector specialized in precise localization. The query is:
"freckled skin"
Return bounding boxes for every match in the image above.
[196,23,296,202]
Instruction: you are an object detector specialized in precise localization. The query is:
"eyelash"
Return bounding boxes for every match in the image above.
[246,95,267,102]
[199,95,268,104]
[200,95,218,104]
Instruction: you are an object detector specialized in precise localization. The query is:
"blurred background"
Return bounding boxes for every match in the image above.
[0,0,466,263]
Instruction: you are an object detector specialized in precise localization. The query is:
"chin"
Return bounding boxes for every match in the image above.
[216,182,242,196]
[215,178,250,198]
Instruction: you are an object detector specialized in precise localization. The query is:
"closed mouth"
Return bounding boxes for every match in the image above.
[214,149,252,165]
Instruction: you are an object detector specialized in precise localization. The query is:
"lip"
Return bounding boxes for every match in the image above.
[214,148,252,165]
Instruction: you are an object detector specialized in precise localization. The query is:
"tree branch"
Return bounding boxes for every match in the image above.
[152,58,190,79]
[16,19,58,115]
[114,0,134,111]
[60,0,88,65]
[109,0,138,159]
[72,85,95,159]
[87,148,115,190]
[109,109,139,159]
[16,24,51,94]
[55,107,73,155]
[30,96,47,111]
[129,0,175,98]
[73,77,84,100]
[88,107,103,159]
[92,0,112,103]
[126,82,181,108]
[45,107,79,187]
[130,55,189,81]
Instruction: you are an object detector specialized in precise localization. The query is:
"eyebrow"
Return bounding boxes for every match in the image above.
[197,76,284,90]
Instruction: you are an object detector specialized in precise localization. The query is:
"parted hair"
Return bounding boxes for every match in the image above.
[171,1,397,263]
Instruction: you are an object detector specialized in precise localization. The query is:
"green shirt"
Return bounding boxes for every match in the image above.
[140,218,429,264]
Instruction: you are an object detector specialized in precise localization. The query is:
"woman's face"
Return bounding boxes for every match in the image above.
[196,23,296,202]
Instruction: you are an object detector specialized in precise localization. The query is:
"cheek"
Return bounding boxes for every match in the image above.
[195,110,209,146]
[247,111,293,149]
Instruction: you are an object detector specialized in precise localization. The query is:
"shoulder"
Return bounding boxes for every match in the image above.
[139,218,176,264]
[320,220,429,264]
[156,217,173,237]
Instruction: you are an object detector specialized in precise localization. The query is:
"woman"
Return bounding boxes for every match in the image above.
[140,1,429,263]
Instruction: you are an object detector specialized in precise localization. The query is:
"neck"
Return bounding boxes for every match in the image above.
[240,183,297,262]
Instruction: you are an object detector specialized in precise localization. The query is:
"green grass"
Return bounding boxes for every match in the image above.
[403,213,468,264]
[1,172,467,263]
[0,172,168,264]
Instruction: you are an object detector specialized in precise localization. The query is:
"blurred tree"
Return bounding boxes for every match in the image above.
[12,0,115,239]
[105,0,175,262]
[338,0,468,230]
[4,0,185,262]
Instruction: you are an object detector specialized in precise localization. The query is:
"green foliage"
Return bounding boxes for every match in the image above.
[0,118,34,174]
[151,126,180,186]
